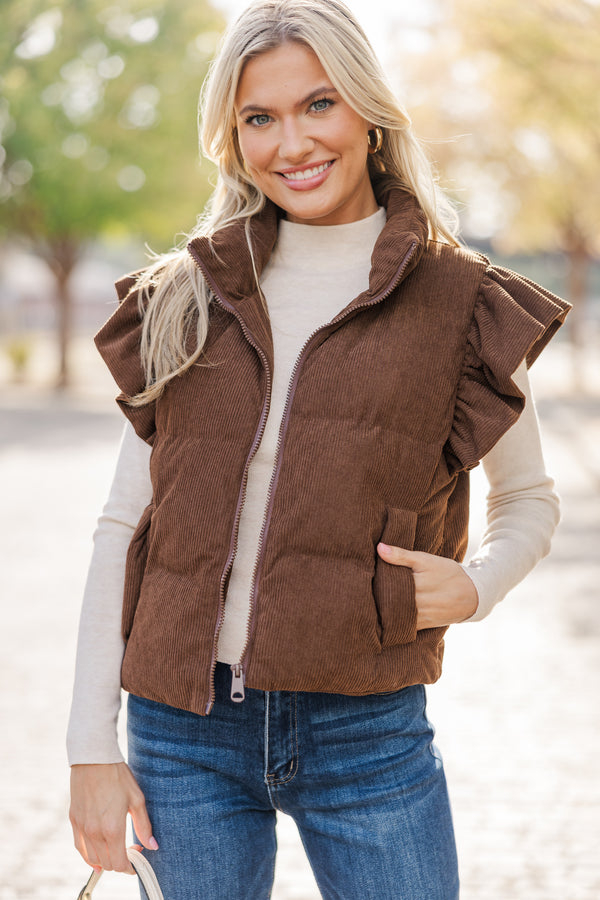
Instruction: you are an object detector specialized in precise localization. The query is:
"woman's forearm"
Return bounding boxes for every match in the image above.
[67,423,153,764]
[462,361,560,621]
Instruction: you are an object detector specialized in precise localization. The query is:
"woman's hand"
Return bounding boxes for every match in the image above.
[377,543,479,629]
[69,762,158,874]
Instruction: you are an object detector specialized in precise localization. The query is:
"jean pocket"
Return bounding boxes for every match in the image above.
[373,507,418,648]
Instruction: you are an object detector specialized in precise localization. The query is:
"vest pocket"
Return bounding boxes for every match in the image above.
[373,507,419,647]
[122,502,154,641]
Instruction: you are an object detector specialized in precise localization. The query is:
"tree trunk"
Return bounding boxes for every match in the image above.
[41,237,80,390]
[55,267,72,389]
[566,248,589,350]
[564,229,590,393]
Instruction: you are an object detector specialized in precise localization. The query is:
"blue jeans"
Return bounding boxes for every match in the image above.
[127,664,459,899]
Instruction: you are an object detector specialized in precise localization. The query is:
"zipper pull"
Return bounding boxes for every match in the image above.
[230,664,245,703]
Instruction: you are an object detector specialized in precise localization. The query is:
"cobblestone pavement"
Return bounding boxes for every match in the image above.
[0,341,598,900]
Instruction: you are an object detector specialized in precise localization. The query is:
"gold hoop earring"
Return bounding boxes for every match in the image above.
[367,127,383,155]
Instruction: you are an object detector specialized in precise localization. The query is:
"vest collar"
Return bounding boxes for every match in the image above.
[187,186,428,310]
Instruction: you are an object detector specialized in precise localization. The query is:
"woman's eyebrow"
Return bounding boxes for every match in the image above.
[237,85,338,118]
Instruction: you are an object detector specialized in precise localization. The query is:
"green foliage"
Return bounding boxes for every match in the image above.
[453,0,600,255]
[0,0,225,252]
[391,0,600,258]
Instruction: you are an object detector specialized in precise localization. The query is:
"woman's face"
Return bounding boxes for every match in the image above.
[234,41,378,226]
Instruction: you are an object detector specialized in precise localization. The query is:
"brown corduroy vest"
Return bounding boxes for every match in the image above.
[95,188,569,714]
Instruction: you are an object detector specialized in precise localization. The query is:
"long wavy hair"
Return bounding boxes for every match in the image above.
[130,0,460,406]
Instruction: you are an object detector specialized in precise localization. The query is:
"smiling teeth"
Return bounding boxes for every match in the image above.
[282,162,332,181]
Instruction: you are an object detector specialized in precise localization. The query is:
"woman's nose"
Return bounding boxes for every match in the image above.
[278,117,313,161]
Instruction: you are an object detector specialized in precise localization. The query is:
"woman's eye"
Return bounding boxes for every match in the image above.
[311,98,333,112]
[247,113,271,126]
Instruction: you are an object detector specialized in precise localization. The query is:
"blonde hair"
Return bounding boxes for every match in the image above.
[131,0,460,405]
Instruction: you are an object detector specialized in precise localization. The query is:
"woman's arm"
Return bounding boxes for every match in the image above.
[67,421,153,763]
[68,422,158,873]
[461,360,560,620]
[377,361,560,626]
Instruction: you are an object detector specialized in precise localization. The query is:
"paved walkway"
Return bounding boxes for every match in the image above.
[0,340,598,899]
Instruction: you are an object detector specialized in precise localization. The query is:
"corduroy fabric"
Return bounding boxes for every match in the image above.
[95,188,570,715]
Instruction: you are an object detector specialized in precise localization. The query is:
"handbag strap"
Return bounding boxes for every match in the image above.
[77,847,164,900]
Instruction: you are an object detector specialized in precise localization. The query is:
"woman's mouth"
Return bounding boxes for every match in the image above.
[277,160,335,190]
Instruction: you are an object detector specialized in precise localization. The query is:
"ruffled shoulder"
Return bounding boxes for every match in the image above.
[94,272,156,445]
[446,265,570,473]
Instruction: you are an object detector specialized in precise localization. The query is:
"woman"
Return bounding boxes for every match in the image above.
[68,1,570,897]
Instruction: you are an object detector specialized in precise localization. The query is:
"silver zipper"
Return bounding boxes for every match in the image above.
[187,246,273,713]
[236,240,419,680]
[230,663,245,702]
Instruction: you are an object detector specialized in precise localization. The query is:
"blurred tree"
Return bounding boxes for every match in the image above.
[390,0,600,354]
[0,0,224,387]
